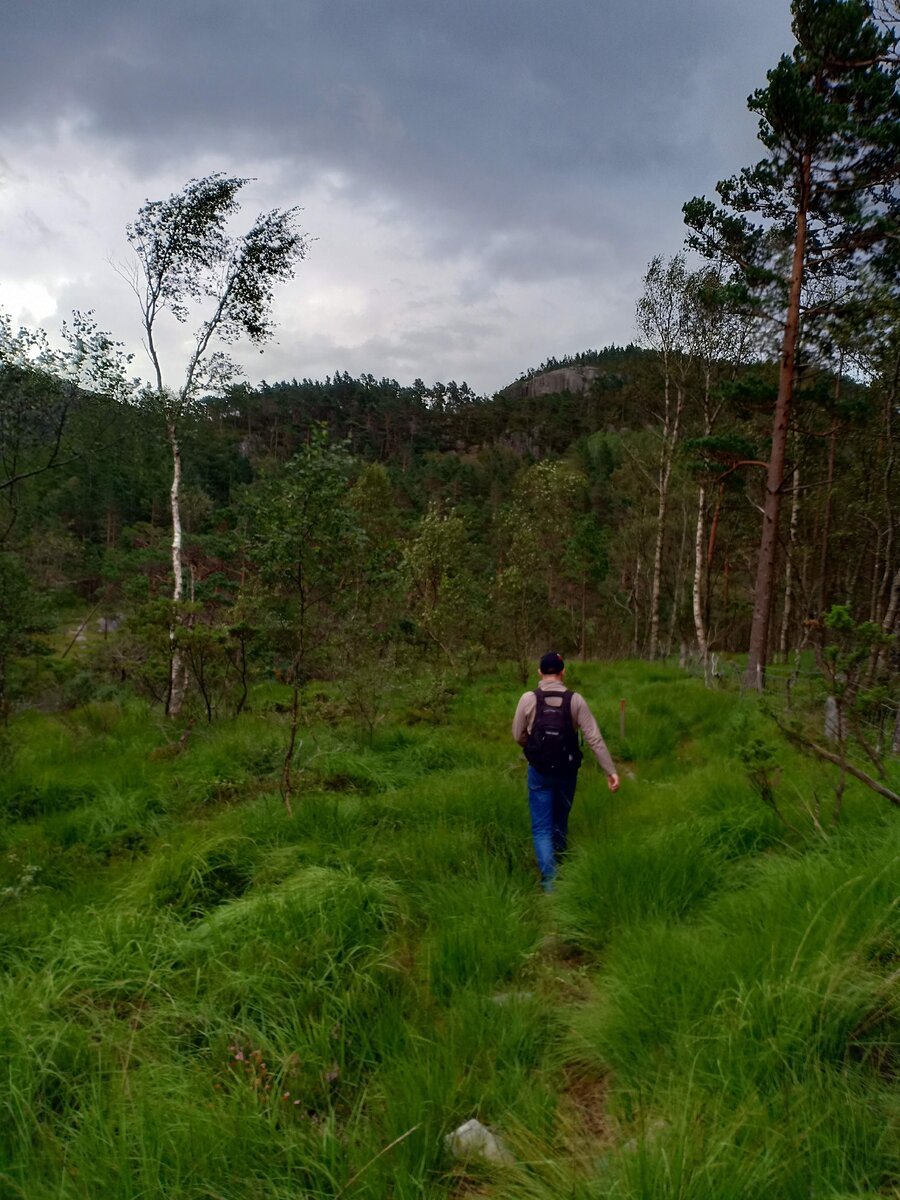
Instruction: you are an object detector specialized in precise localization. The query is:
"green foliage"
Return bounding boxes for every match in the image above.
[0,551,54,724]
[239,428,362,683]
[683,432,760,480]
[127,174,309,389]
[739,721,780,787]
[822,603,893,684]
[562,511,608,586]
[821,606,896,745]
[685,0,900,326]
[492,461,585,675]
[1,312,132,530]
[5,318,893,681]
[402,504,484,665]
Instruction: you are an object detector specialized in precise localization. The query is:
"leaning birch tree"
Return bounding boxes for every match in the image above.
[684,0,900,689]
[122,174,309,716]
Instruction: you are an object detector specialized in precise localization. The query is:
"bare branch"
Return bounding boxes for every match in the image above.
[778,722,900,806]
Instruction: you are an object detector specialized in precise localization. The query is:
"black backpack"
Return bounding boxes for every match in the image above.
[524,689,583,776]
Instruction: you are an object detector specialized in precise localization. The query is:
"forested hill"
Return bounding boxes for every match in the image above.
[3,323,894,729]
[220,344,652,466]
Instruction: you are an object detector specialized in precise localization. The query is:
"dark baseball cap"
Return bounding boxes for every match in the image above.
[539,652,565,674]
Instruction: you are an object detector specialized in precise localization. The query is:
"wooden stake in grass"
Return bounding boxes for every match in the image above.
[60,601,102,660]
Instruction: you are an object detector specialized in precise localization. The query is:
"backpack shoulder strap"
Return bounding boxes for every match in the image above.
[562,692,583,748]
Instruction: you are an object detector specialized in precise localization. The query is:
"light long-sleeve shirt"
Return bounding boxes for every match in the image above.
[512,679,617,776]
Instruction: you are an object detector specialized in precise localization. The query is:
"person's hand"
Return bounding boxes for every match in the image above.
[607,772,620,793]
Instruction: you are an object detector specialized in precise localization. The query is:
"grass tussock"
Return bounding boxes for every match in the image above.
[0,660,897,1198]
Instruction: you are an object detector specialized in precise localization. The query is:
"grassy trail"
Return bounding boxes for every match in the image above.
[0,663,897,1198]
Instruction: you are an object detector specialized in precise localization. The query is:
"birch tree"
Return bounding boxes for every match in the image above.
[635,254,692,660]
[122,174,309,716]
[683,270,750,674]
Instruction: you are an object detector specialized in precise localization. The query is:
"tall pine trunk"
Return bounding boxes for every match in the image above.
[745,155,810,690]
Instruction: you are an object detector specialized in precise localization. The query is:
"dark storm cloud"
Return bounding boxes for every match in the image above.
[1,0,795,392]
[3,0,790,240]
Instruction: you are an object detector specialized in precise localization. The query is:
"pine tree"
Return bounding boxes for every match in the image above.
[684,0,900,688]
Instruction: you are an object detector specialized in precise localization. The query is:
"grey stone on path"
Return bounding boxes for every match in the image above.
[444,1118,514,1165]
[491,990,534,1006]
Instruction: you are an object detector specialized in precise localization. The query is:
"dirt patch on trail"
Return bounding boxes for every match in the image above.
[447,1181,491,1199]
[558,1067,614,1155]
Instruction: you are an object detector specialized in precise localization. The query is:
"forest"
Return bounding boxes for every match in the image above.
[2,0,900,740]
[2,271,899,752]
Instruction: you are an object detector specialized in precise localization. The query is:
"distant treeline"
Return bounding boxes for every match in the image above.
[214,345,654,466]
[0,335,897,729]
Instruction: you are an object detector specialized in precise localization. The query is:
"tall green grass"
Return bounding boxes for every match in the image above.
[1,661,897,1198]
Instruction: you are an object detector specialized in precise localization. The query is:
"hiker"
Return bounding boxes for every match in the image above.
[512,652,619,892]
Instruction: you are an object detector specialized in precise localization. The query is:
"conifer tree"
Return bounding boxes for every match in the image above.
[684,0,900,688]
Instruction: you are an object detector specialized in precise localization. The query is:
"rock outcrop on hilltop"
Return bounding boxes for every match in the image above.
[502,365,608,400]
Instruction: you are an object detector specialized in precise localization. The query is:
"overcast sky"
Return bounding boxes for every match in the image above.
[0,1,793,396]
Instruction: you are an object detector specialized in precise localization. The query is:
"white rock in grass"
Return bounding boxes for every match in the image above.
[445,1118,514,1165]
[622,1118,670,1153]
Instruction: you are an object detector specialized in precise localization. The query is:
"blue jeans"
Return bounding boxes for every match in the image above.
[527,766,578,890]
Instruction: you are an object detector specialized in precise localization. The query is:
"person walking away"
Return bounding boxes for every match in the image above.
[512,652,619,892]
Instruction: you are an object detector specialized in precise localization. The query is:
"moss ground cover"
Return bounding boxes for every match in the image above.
[0,663,897,1198]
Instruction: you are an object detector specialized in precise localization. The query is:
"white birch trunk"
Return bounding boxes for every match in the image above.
[649,390,683,660]
[167,418,188,717]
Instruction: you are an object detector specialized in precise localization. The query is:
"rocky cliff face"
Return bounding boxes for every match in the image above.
[502,365,607,399]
